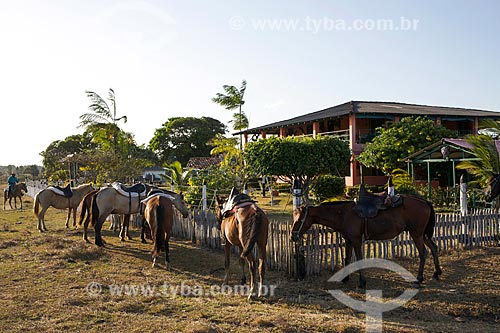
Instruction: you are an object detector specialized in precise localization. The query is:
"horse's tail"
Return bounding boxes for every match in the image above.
[91,194,99,227]
[77,197,89,227]
[153,203,164,257]
[241,206,263,258]
[33,192,40,217]
[425,202,436,239]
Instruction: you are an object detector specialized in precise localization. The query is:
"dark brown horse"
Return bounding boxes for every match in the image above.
[77,189,100,242]
[3,182,28,210]
[142,194,189,268]
[290,196,441,287]
[215,196,269,300]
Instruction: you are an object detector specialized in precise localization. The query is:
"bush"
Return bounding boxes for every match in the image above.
[310,175,345,202]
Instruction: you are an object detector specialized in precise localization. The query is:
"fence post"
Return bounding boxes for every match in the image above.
[292,178,303,210]
[202,180,207,214]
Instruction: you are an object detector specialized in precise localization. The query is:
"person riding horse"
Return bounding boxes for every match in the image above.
[7,173,18,196]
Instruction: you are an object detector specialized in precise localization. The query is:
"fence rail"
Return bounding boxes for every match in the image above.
[171,208,500,277]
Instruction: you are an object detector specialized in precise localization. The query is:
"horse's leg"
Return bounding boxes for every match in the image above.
[65,208,71,228]
[9,197,13,209]
[72,207,77,227]
[94,216,106,247]
[141,216,147,244]
[164,230,170,270]
[257,240,266,297]
[38,207,48,232]
[342,239,353,283]
[119,215,132,241]
[244,251,257,300]
[223,242,231,285]
[352,241,366,289]
[424,235,442,279]
[83,213,91,243]
[412,234,428,285]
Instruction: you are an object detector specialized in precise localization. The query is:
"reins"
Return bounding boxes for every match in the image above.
[294,205,310,237]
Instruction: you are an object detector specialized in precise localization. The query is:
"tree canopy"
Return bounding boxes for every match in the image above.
[357,116,456,174]
[243,136,350,199]
[148,117,226,165]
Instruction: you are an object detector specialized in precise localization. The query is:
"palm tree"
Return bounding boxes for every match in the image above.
[212,80,248,150]
[456,120,500,186]
[79,88,128,153]
[162,161,193,188]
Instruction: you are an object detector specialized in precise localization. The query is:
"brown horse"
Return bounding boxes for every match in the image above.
[215,196,269,300]
[290,196,441,287]
[33,183,95,232]
[142,193,189,268]
[77,189,100,242]
[3,182,28,210]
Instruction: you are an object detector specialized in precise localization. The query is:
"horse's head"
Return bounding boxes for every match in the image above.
[485,173,500,202]
[214,195,227,224]
[173,192,190,218]
[19,183,28,193]
[290,205,312,242]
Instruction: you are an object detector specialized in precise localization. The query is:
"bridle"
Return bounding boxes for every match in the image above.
[292,205,310,239]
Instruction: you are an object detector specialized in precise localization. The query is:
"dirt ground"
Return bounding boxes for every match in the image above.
[1,197,499,332]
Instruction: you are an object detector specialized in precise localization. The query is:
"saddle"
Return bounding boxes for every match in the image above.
[53,184,73,198]
[354,183,402,219]
[119,183,146,194]
[221,187,256,218]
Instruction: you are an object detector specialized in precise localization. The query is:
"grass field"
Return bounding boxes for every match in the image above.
[1,196,499,332]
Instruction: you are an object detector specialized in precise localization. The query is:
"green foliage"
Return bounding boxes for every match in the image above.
[358,116,456,174]
[457,132,500,187]
[149,117,226,165]
[243,136,350,200]
[310,174,345,202]
[162,161,193,187]
[391,168,417,194]
[184,165,240,205]
[212,80,248,131]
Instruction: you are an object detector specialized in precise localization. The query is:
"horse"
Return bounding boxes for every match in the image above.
[33,183,95,232]
[290,196,442,288]
[3,182,28,210]
[76,189,100,242]
[142,193,190,268]
[485,173,500,201]
[215,195,269,300]
[90,183,156,246]
[139,189,189,243]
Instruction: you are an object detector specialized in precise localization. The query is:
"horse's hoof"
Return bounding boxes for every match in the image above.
[412,281,422,288]
[141,240,147,244]
[433,272,441,280]
[127,236,133,240]
[120,238,126,242]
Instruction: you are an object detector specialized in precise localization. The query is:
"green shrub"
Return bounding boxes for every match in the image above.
[310,175,345,202]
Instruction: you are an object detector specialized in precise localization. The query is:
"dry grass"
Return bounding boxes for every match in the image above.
[0,196,499,332]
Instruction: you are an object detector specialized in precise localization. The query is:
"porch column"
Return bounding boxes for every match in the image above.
[349,114,356,149]
[427,161,432,200]
[312,121,320,138]
[260,131,267,139]
[473,117,479,134]
[279,127,285,138]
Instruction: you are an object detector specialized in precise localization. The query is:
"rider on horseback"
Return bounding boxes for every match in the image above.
[7,173,18,196]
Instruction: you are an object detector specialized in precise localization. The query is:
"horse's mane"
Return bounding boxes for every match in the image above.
[318,200,354,207]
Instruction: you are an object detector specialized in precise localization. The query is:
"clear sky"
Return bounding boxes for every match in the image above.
[1,0,500,166]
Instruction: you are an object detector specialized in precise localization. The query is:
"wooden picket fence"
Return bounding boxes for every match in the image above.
[171,208,500,277]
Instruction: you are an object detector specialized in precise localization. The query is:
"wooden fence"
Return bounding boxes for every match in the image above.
[171,208,500,277]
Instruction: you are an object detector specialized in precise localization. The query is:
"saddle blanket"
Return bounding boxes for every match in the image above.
[141,193,176,204]
[47,186,66,196]
[112,182,146,197]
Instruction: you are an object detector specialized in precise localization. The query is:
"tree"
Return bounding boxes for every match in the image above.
[456,120,500,186]
[243,136,351,200]
[212,80,248,150]
[149,117,226,165]
[79,88,128,154]
[357,116,456,174]
[162,161,193,188]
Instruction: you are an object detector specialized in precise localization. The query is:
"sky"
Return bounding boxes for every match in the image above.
[1,0,500,166]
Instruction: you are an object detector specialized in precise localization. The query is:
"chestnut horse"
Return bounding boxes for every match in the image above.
[77,189,100,242]
[142,193,190,268]
[290,196,441,287]
[215,196,269,300]
[3,182,28,210]
[33,183,94,232]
